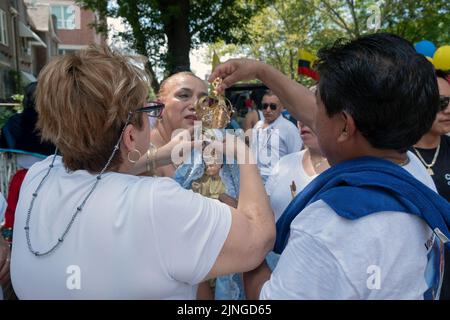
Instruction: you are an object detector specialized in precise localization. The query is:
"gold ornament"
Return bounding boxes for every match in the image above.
[195,77,234,129]
[190,78,232,200]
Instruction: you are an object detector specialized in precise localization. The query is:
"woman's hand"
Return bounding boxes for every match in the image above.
[209,58,316,128]
[160,127,199,167]
[0,236,11,286]
[201,134,254,166]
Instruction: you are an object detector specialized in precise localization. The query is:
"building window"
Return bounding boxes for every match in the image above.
[51,5,76,30]
[21,37,30,56]
[58,48,76,55]
[0,9,8,46]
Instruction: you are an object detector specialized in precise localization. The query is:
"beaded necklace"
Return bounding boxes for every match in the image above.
[25,112,133,257]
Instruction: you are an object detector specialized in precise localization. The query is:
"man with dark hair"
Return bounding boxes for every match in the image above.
[251,90,302,183]
[210,33,450,299]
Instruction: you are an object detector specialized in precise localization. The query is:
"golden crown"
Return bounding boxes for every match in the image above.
[195,78,234,129]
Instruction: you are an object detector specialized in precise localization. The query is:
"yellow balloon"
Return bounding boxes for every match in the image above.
[433,45,450,71]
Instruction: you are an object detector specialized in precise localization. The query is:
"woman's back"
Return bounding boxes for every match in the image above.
[11,156,231,299]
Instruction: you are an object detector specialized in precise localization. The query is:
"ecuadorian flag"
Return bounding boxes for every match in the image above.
[298,49,319,81]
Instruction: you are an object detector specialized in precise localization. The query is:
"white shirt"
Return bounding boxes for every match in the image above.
[11,156,231,299]
[265,150,316,222]
[260,155,443,300]
[265,151,435,223]
[251,116,302,177]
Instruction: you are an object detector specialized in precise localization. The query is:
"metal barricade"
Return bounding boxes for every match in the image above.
[0,152,18,198]
[0,149,47,198]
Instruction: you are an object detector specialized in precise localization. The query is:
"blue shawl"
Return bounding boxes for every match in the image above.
[274,156,450,254]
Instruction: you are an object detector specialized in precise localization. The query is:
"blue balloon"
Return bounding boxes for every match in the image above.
[415,40,437,58]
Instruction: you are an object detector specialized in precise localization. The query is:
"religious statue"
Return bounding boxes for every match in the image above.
[191,162,226,200]
[188,78,234,199]
[173,77,239,203]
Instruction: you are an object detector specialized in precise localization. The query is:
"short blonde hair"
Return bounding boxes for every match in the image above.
[36,45,149,172]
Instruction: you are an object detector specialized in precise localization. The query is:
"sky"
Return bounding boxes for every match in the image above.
[190,45,211,80]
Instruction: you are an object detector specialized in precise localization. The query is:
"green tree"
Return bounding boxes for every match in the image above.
[77,0,266,92]
[382,0,450,44]
[304,0,450,43]
[204,0,450,86]
[204,0,343,84]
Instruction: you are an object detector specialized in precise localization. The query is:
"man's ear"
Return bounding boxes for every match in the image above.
[338,111,356,142]
[122,124,138,152]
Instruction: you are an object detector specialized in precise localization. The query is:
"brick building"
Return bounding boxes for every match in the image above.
[0,0,45,100]
[0,0,104,100]
[28,0,105,55]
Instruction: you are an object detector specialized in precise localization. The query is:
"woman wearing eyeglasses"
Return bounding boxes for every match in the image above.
[411,69,450,300]
[9,46,274,299]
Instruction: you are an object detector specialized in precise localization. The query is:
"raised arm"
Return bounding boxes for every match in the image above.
[209,59,317,128]
[205,138,275,280]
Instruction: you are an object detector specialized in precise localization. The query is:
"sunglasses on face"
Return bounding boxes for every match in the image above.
[262,103,278,111]
[134,101,165,119]
[440,96,450,111]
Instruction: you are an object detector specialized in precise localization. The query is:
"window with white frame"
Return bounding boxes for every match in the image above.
[0,9,8,46]
[51,5,76,30]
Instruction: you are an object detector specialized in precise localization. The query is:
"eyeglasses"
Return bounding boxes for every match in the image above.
[134,101,165,119]
[262,103,278,111]
[439,96,450,111]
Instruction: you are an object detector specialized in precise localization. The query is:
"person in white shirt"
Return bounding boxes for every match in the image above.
[266,122,329,222]
[10,46,275,299]
[264,121,330,271]
[251,91,302,183]
[267,125,437,224]
[210,33,450,299]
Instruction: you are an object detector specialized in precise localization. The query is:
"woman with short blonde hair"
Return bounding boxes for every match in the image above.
[10,46,274,299]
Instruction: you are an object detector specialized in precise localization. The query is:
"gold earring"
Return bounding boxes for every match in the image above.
[127,149,142,163]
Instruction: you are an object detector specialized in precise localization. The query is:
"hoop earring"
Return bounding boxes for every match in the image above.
[127,149,142,163]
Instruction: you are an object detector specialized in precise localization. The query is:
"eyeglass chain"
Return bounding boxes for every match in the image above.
[25,112,133,257]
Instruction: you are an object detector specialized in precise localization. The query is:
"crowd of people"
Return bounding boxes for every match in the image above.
[0,32,449,300]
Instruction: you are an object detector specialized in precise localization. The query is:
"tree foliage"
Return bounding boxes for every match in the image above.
[204,0,450,85]
[77,0,266,91]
